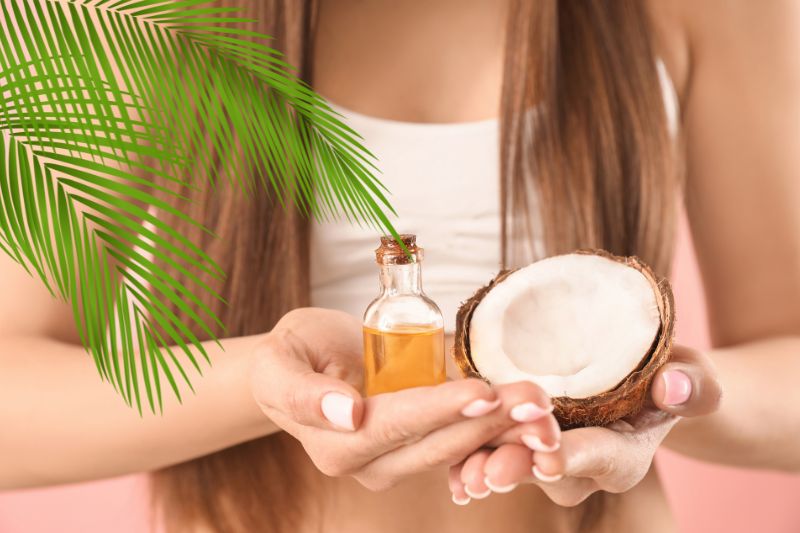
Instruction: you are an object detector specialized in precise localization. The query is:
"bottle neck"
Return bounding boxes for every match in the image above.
[379,262,422,296]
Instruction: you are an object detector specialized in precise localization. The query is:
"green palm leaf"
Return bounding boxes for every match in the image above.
[0,0,399,413]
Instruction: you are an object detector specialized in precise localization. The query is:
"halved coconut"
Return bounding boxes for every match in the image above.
[454,250,674,428]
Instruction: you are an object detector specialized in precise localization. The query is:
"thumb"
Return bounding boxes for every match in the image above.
[650,347,722,417]
[251,334,365,432]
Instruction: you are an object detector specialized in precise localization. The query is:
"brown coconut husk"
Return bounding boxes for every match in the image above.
[453,249,675,429]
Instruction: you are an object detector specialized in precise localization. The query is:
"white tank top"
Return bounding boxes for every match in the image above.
[309,106,517,334]
[309,62,678,334]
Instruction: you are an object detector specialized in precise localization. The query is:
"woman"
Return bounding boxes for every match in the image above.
[2,0,799,532]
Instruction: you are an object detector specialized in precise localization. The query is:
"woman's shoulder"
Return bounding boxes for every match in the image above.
[646,0,800,106]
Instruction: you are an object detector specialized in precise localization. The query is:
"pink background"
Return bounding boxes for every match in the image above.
[2,219,800,532]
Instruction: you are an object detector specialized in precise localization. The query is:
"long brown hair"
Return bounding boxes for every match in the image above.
[152,0,680,531]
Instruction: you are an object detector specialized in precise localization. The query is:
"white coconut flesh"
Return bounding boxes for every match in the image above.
[469,254,661,399]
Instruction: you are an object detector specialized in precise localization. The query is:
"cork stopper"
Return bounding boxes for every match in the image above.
[375,234,423,265]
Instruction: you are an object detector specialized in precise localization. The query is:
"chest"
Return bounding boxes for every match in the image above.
[312,0,508,123]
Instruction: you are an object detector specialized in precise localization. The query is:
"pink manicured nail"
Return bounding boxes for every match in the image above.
[510,402,553,422]
[521,434,561,453]
[321,392,355,430]
[451,493,471,506]
[461,398,502,418]
[662,370,692,406]
[484,476,518,494]
[532,465,564,483]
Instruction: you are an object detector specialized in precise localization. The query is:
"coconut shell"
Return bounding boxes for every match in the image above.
[453,249,675,429]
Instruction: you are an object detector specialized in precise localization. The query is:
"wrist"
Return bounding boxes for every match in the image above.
[217,333,280,439]
[248,334,284,435]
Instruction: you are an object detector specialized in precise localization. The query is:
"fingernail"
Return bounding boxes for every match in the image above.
[321,392,355,430]
[510,402,553,422]
[662,370,692,406]
[521,434,561,453]
[484,476,518,494]
[461,398,502,418]
[451,493,471,506]
[532,465,564,483]
[464,485,491,499]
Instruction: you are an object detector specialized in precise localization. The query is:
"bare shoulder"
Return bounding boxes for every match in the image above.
[645,0,800,105]
[656,0,800,39]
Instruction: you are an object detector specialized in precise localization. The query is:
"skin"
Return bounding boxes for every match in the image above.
[1,0,799,531]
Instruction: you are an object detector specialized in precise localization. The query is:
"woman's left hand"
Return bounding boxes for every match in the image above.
[448,345,722,506]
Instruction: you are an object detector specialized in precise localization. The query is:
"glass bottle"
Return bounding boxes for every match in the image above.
[363,234,446,396]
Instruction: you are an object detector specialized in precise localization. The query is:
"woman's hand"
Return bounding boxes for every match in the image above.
[251,308,562,492]
[448,344,722,505]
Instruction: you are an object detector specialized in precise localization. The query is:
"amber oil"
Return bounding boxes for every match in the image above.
[363,325,446,396]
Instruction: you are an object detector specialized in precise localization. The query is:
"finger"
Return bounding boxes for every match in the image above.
[531,447,567,483]
[449,463,471,505]
[651,346,722,417]
[362,381,552,478]
[251,335,364,432]
[299,379,501,479]
[486,415,561,452]
[460,449,493,499]
[357,378,499,455]
[482,444,598,507]
[483,444,533,492]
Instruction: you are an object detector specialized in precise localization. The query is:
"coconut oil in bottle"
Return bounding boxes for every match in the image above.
[363,235,446,396]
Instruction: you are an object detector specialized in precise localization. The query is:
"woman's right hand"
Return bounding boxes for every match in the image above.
[251,308,561,492]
